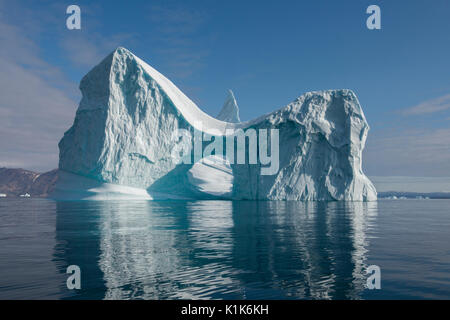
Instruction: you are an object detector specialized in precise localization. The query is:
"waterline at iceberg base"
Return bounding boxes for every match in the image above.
[52,47,376,201]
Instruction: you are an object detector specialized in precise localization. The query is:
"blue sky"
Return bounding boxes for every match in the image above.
[0,0,450,176]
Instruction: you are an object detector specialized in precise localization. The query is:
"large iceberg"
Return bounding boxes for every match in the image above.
[54,47,376,201]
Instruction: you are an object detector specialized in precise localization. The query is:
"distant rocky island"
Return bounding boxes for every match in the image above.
[1,167,449,199]
[0,168,58,197]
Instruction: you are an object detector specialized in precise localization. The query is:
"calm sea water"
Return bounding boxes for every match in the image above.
[0,199,449,300]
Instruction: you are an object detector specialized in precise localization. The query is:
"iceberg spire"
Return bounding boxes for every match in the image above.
[217,90,241,123]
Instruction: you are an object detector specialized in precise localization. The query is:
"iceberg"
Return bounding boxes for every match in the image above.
[54,47,376,201]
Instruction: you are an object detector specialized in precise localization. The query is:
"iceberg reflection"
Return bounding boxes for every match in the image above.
[54,200,378,299]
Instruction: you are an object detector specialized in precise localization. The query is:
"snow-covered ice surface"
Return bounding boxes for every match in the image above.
[187,155,234,198]
[54,47,376,201]
[52,171,152,200]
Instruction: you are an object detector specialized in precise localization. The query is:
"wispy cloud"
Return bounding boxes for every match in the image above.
[0,4,77,171]
[148,4,210,79]
[401,94,450,115]
[0,1,139,171]
[364,127,450,176]
[150,5,207,35]
[60,32,135,69]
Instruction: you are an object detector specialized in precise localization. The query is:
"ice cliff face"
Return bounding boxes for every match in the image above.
[217,90,240,123]
[56,47,376,201]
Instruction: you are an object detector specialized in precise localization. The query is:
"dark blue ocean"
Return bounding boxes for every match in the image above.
[0,199,449,300]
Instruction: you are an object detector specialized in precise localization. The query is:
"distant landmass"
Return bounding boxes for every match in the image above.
[1,168,450,199]
[370,176,450,194]
[377,191,450,200]
[370,176,450,199]
[0,168,58,197]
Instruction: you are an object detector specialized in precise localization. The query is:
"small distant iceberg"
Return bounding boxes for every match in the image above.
[379,192,443,200]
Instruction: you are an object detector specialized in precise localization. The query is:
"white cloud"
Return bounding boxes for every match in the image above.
[0,1,138,172]
[148,4,210,79]
[364,127,450,176]
[60,32,135,69]
[369,176,450,193]
[401,94,450,115]
[0,13,77,172]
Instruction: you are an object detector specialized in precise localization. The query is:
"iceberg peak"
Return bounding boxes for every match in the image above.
[217,89,241,123]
